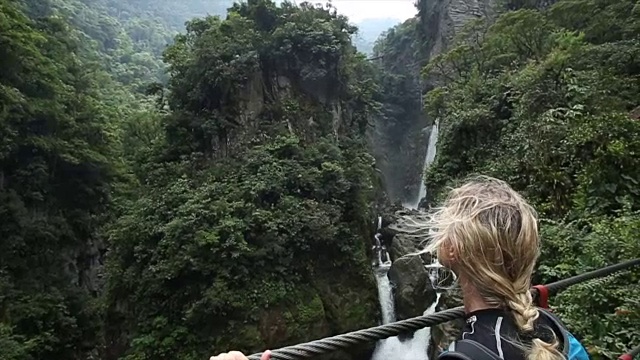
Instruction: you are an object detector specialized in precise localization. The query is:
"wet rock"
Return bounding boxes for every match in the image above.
[379,209,450,344]
[420,252,434,264]
[389,233,419,261]
[388,255,437,322]
[386,209,432,261]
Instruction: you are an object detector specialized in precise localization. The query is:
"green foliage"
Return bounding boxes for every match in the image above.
[162,0,373,159]
[2,0,382,359]
[102,1,383,359]
[538,212,640,358]
[106,137,380,359]
[0,0,116,358]
[422,0,640,357]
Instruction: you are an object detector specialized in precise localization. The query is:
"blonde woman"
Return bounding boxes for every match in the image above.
[423,176,589,360]
[211,177,590,360]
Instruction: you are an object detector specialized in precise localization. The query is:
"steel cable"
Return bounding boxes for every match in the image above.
[543,258,640,294]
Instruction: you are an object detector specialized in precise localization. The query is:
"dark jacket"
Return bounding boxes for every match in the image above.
[438,308,590,360]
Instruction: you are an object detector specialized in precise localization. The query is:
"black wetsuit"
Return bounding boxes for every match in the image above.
[438,308,589,360]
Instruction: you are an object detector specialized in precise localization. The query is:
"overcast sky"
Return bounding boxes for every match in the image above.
[307,0,417,22]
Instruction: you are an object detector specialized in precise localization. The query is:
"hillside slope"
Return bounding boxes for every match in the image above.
[421,0,640,357]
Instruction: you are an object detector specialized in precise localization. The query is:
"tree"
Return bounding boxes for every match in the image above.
[421,3,640,357]
[0,1,115,358]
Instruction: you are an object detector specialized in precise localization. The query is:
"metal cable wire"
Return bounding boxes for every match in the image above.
[544,258,640,294]
[247,258,640,360]
[248,307,465,360]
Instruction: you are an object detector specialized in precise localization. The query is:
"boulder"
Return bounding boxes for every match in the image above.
[386,209,432,261]
[388,255,437,322]
[389,232,420,262]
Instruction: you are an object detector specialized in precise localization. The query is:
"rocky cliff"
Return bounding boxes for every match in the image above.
[372,0,498,207]
[416,0,499,352]
[370,18,431,206]
[417,0,497,63]
[103,4,385,359]
[380,208,464,357]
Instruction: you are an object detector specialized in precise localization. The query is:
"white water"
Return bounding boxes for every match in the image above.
[404,123,439,210]
[370,254,441,360]
[374,263,395,324]
[370,265,441,360]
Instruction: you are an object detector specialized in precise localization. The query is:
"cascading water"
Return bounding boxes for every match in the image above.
[370,121,441,360]
[370,287,441,360]
[374,263,395,325]
[404,122,439,210]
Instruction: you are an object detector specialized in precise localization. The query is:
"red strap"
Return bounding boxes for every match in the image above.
[533,285,549,309]
[618,354,633,360]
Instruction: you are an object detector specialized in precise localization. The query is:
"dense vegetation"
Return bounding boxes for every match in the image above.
[422,0,640,357]
[0,0,117,358]
[105,3,384,358]
[2,0,639,359]
[1,0,381,359]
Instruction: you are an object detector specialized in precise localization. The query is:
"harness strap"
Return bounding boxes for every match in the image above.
[536,308,571,357]
[438,340,501,360]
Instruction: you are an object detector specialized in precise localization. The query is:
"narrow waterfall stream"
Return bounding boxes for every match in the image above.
[370,274,441,360]
[371,121,441,360]
[404,122,439,210]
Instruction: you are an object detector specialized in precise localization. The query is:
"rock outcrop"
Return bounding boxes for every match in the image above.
[417,0,498,65]
[388,255,437,322]
[369,17,430,206]
[387,209,432,261]
[378,209,439,342]
[381,205,463,352]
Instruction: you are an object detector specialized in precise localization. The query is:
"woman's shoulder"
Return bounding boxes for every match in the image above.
[537,308,591,360]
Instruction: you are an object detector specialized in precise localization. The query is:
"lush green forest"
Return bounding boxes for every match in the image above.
[1,0,639,359]
[1,0,381,359]
[421,0,640,357]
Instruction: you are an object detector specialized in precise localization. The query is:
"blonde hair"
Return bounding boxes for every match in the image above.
[422,176,564,360]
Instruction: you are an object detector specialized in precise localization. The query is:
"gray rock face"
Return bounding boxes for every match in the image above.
[388,255,437,322]
[382,209,457,345]
[380,210,438,330]
[389,233,420,262]
[63,237,104,296]
[420,0,497,61]
[387,209,432,261]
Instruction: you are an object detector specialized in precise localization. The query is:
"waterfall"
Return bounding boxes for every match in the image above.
[370,265,441,360]
[374,264,395,324]
[370,120,441,359]
[370,232,441,360]
[404,122,439,210]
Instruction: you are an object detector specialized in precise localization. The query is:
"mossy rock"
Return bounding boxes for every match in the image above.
[258,290,330,349]
[311,269,380,360]
[245,275,379,360]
